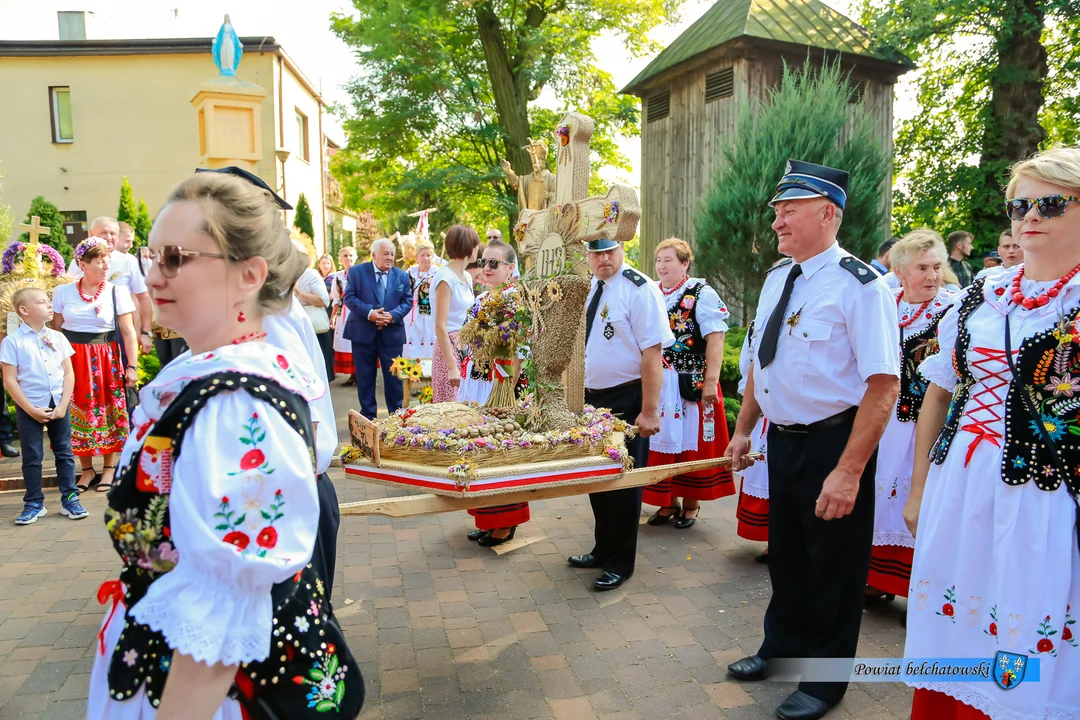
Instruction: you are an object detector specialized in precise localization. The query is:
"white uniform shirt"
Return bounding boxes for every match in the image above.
[584,263,674,390]
[69,251,148,296]
[431,266,475,333]
[881,271,902,290]
[0,323,74,406]
[749,242,900,426]
[52,281,135,333]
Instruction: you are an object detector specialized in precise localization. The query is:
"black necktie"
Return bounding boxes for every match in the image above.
[585,280,605,341]
[757,264,802,368]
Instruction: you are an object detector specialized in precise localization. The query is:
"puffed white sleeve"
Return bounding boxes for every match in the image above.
[695,284,730,336]
[918,300,962,393]
[128,390,318,667]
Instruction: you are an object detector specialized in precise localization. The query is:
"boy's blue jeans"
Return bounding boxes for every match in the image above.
[15,404,76,506]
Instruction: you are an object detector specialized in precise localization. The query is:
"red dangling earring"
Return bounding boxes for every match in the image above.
[238,308,247,323]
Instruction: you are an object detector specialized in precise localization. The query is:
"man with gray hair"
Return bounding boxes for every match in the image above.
[343,238,413,417]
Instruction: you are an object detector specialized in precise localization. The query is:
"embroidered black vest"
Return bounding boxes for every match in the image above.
[416,275,432,316]
[896,307,949,423]
[929,281,1080,494]
[662,283,707,375]
[103,371,364,718]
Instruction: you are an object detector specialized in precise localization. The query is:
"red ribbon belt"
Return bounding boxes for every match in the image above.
[96,579,125,656]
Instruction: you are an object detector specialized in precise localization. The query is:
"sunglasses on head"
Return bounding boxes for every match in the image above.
[147,245,226,278]
[1004,194,1078,221]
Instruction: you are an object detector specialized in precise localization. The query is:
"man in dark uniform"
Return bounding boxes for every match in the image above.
[725,161,900,720]
[568,237,672,590]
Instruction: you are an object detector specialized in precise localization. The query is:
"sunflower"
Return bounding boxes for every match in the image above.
[546,282,563,303]
[407,365,424,381]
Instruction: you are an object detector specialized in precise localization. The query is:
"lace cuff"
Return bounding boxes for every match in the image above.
[919,353,959,393]
[130,566,272,666]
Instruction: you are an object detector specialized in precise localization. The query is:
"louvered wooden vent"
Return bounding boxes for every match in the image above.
[705,68,734,102]
[646,91,670,122]
[849,81,867,104]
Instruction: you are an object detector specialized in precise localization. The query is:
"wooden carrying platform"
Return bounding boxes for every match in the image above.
[339,455,758,518]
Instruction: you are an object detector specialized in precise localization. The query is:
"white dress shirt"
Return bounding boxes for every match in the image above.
[749,242,900,426]
[584,263,674,390]
[69,251,148,296]
[0,323,74,406]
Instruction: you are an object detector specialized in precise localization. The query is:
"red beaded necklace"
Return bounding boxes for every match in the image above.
[661,275,690,296]
[896,290,934,329]
[77,279,105,303]
[231,331,267,345]
[1010,263,1080,309]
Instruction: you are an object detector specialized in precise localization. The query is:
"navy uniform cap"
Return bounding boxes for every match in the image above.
[586,238,620,253]
[769,160,849,211]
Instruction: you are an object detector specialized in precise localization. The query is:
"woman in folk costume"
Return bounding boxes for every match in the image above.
[458,240,530,547]
[734,324,770,562]
[88,170,364,719]
[403,240,438,359]
[645,238,735,529]
[904,147,1080,719]
[329,245,358,385]
[866,230,956,605]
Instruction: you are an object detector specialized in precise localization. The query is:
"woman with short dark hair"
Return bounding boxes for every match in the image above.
[431,225,479,402]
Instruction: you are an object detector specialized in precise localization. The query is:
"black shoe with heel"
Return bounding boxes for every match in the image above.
[467,529,488,541]
[478,526,516,547]
[647,505,680,526]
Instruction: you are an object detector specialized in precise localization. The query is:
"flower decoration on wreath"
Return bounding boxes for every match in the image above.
[1,241,65,277]
[0,238,74,341]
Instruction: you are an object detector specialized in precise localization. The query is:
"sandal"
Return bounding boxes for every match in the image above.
[76,468,100,494]
[96,464,118,492]
[647,505,681,526]
[674,506,699,529]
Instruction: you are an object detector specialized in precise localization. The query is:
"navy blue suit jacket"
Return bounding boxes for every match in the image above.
[342,262,413,346]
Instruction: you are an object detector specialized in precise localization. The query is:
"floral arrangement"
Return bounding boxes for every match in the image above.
[389,356,426,381]
[1,241,65,277]
[458,287,529,365]
[555,125,570,147]
[418,386,434,404]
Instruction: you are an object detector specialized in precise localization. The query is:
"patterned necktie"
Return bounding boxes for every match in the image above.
[757,264,802,369]
[585,280,605,342]
[375,271,386,305]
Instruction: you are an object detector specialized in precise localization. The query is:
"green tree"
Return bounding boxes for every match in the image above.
[859,0,1080,254]
[0,165,13,246]
[330,0,677,231]
[117,177,137,228]
[135,200,152,248]
[293,193,315,239]
[19,196,73,265]
[694,62,890,321]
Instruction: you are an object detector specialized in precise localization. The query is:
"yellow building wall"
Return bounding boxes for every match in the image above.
[0,49,327,252]
[275,59,326,252]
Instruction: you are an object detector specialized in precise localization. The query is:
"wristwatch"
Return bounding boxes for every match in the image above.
[140,331,152,338]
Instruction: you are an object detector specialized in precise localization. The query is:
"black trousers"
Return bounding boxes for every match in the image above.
[584,381,650,576]
[310,472,341,603]
[758,413,876,704]
[316,330,335,380]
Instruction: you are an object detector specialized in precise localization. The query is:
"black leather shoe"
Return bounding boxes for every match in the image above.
[467,529,487,541]
[775,690,835,720]
[1,443,19,458]
[727,655,767,681]
[674,507,698,529]
[647,505,680,526]
[478,526,515,547]
[593,571,630,591]
[568,554,603,569]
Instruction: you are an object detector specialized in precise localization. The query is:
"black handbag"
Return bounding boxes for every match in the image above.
[111,286,140,411]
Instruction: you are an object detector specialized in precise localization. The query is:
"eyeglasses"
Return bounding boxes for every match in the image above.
[478,259,509,270]
[147,245,227,278]
[1004,194,1078,221]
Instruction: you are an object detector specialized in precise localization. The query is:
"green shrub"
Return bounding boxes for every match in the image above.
[138,349,162,387]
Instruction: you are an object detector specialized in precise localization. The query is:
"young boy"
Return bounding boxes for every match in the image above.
[0,287,86,524]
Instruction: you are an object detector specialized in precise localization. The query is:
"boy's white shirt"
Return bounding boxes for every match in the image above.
[0,322,74,407]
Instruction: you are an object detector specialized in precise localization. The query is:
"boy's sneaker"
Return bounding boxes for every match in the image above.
[16,504,47,525]
[60,494,89,520]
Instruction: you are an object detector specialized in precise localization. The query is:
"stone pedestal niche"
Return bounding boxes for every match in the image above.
[190,76,267,171]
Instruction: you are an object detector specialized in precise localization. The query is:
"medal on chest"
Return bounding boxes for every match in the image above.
[600,304,614,340]
[785,306,803,334]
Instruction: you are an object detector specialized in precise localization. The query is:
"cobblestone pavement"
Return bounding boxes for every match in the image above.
[0,382,913,719]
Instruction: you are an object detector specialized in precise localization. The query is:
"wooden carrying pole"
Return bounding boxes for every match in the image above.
[339,455,758,519]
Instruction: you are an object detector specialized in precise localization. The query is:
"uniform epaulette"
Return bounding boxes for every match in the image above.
[766,258,794,275]
[839,256,876,285]
[623,268,648,287]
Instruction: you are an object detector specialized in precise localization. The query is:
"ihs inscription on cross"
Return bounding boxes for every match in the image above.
[515,113,642,278]
[17,216,51,274]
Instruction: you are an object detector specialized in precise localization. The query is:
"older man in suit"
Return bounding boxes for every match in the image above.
[343,238,414,418]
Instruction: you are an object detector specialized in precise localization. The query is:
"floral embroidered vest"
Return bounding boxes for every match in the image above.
[662,283,707,375]
[416,275,432,316]
[930,280,1080,494]
[103,371,364,718]
[896,307,949,423]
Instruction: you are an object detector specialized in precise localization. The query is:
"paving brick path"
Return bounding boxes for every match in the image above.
[0,382,913,719]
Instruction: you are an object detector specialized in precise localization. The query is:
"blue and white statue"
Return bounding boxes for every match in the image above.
[212,14,243,77]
